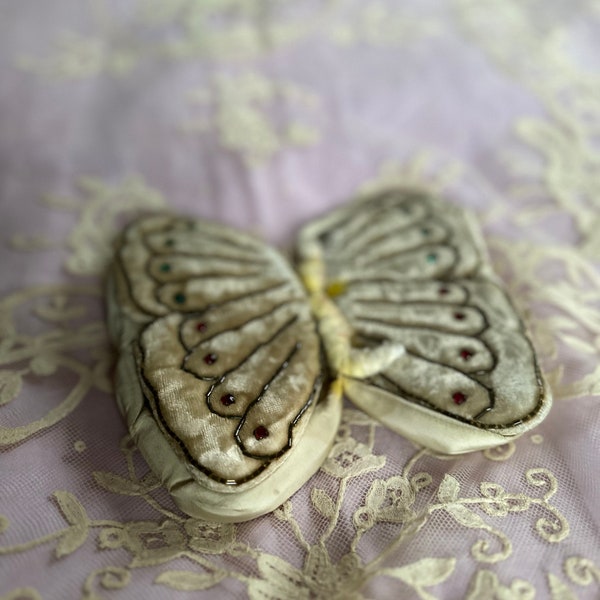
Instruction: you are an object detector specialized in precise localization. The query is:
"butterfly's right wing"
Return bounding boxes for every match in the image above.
[297,189,551,454]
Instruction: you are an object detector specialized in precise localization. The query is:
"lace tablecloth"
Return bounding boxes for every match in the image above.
[1,1,599,598]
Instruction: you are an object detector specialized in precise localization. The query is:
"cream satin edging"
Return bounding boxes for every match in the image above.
[342,378,550,455]
[114,337,342,522]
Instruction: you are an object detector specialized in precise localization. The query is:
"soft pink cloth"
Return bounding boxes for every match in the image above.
[1,1,599,598]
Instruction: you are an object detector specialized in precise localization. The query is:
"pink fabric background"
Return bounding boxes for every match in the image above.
[1,1,599,598]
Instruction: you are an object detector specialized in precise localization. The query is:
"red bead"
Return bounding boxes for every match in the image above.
[460,349,473,361]
[203,353,217,365]
[220,394,235,406]
[453,392,467,405]
[454,312,465,320]
[254,425,269,440]
[196,322,207,332]
[438,287,449,295]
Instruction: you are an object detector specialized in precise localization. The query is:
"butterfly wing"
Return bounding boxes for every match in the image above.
[297,189,551,454]
[107,215,341,521]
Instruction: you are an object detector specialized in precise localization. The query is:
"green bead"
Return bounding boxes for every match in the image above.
[426,253,437,263]
[159,263,171,272]
[174,292,186,304]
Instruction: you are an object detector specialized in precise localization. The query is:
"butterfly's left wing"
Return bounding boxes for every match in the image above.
[107,214,341,522]
[297,189,551,454]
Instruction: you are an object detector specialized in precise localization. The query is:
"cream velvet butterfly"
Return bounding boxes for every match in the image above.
[106,189,551,522]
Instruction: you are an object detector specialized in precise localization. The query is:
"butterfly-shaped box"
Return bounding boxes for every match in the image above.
[106,189,551,522]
